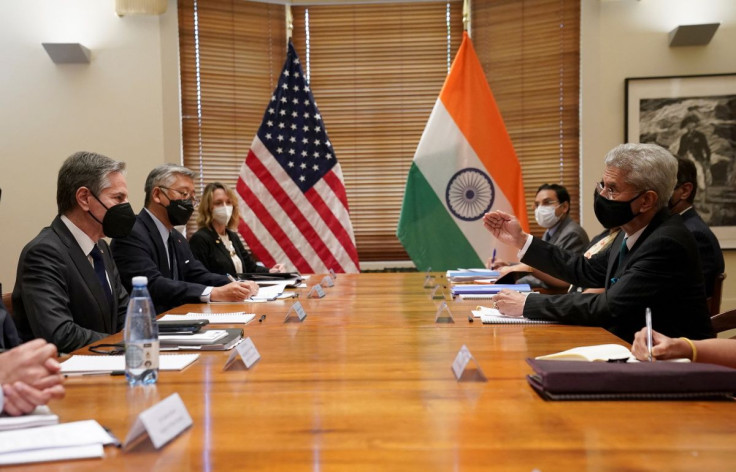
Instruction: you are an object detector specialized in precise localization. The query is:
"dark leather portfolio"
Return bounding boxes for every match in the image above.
[526,358,736,401]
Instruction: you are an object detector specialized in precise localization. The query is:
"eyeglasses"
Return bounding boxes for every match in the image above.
[596,181,623,200]
[159,186,200,206]
[88,343,125,355]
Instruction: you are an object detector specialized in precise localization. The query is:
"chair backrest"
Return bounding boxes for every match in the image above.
[706,272,726,318]
[711,308,736,335]
[1,292,12,316]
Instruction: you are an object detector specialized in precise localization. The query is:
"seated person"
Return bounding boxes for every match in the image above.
[484,143,713,343]
[111,164,259,314]
[13,152,133,353]
[0,296,20,351]
[0,339,65,416]
[488,183,589,290]
[189,182,285,275]
[669,158,724,298]
[632,328,736,368]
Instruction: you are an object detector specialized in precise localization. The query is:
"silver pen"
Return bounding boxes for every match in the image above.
[645,307,653,362]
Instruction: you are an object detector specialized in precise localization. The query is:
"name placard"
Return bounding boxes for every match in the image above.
[451,345,487,382]
[321,275,335,287]
[123,393,192,450]
[434,301,454,323]
[429,284,446,300]
[284,300,308,322]
[224,337,261,370]
[423,275,436,289]
[307,283,326,299]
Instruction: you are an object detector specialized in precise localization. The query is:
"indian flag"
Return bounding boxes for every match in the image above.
[397,32,529,271]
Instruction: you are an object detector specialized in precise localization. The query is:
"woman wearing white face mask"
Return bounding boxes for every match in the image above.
[189,182,286,276]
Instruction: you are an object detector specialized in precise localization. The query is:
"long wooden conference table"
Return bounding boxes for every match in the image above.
[11,273,736,471]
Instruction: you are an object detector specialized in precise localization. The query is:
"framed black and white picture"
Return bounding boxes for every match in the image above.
[626,73,736,248]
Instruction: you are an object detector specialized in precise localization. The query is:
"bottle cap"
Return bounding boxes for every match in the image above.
[131,276,148,287]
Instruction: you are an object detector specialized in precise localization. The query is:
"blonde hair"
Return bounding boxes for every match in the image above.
[196,182,241,230]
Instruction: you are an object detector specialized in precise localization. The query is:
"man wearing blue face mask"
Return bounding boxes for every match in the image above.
[483,143,713,343]
[111,164,258,314]
[13,152,134,352]
[489,183,589,289]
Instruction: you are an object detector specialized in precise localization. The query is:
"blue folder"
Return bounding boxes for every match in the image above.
[451,284,532,295]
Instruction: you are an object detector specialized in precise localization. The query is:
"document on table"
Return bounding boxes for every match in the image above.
[0,419,115,465]
[60,354,200,374]
[161,313,256,324]
[0,405,58,431]
[250,282,288,301]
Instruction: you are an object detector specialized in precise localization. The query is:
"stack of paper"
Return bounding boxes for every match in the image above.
[160,313,256,324]
[452,283,532,299]
[0,406,58,432]
[445,269,499,283]
[0,420,116,465]
[60,354,200,374]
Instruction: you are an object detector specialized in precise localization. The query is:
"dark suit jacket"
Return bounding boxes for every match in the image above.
[189,227,269,276]
[681,207,724,297]
[0,299,20,351]
[517,215,590,288]
[111,210,230,314]
[521,209,713,343]
[12,216,128,353]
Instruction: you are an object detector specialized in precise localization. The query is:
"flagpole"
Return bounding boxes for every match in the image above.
[285,4,293,45]
[463,0,471,37]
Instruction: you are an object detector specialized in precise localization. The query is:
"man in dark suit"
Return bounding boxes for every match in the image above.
[13,152,135,352]
[489,183,589,290]
[111,164,258,314]
[670,158,724,298]
[483,143,713,343]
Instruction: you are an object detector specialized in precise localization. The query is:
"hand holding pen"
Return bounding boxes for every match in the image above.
[211,274,259,301]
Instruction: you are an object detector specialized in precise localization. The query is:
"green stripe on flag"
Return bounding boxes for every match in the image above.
[397,164,483,271]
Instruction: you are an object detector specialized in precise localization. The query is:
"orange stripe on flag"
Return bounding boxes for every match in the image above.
[439,32,529,231]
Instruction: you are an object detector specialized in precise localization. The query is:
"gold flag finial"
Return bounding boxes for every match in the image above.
[286,5,294,43]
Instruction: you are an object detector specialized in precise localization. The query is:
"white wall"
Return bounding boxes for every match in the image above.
[581,0,736,310]
[0,0,181,290]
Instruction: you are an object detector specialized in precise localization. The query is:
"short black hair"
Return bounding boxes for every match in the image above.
[536,183,570,213]
[676,158,698,203]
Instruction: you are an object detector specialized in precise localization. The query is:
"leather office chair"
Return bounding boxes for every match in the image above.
[706,273,726,318]
[711,308,736,336]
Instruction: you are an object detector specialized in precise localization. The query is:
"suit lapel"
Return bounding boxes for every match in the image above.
[51,217,113,332]
[139,211,173,279]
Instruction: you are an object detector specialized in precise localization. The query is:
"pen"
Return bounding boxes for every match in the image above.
[645,307,653,362]
[226,273,238,283]
[491,248,497,268]
[64,370,125,377]
[259,314,266,323]
[467,315,473,323]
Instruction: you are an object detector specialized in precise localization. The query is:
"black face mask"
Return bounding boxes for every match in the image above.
[90,194,136,238]
[593,189,644,229]
[161,196,195,226]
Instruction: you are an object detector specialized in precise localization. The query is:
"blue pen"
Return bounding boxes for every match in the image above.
[491,248,497,268]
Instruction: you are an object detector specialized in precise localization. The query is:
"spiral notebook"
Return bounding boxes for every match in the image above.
[471,306,557,325]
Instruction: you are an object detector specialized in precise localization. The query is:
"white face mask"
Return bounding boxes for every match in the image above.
[534,204,561,229]
[213,205,233,225]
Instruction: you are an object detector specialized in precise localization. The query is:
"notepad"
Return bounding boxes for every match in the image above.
[536,344,635,362]
[471,306,557,325]
[160,313,256,324]
[60,354,200,374]
[0,406,58,432]
[159,330,229,345]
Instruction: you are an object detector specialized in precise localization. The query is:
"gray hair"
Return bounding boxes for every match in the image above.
[57,151,126,215]
[144,163,196,206]
[604,143,677,211]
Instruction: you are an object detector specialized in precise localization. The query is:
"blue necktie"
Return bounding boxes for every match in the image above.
[90,245,113,308]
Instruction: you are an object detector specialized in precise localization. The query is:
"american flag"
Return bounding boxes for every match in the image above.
[236,41,359,273]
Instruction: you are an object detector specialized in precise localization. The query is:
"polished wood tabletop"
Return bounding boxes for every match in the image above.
[11,273,736,471]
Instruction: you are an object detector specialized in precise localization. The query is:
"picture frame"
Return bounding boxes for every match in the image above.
[625,73,736,248]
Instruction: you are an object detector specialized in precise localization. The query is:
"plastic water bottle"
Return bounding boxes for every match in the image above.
[124,276,159,386]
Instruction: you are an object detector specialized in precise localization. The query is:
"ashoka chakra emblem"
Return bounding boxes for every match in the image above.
[445,168,495,221]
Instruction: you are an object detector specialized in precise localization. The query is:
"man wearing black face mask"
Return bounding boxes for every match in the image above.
[12,152,133,352]
[111,164,258,314]
[482,143,713,343]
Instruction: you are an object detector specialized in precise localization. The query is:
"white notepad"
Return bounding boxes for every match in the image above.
[60,354,200,374]
[471,306,557,325]
[160,313,256,324]
[0,406,58,432]
[159,330,229,345]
